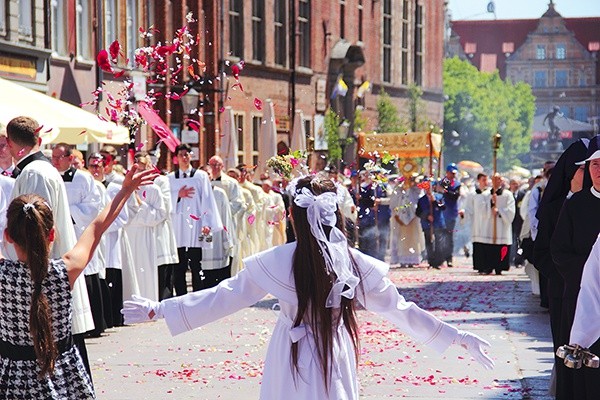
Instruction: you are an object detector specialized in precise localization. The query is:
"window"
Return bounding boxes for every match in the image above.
[235,114,244,165]
[126,0,139,66]
[274,0,286,66]
[579,71,587,87]
[555,70,568,87]
[0,0,6,36]
[382,0,392,82]
[51,0,68,55]
[229,0,244,58]
[556,44,566,59]
[401,0,410,84]
[105,0,118,46]
[414,4,423,85]
[536,45,546,60]
[358,0,363,42]
[76,0,93,59]
[19,0,33,39]
[298,0,311,68]
[252,0,265,62]
[534,71,547,88]
[574,106,588,122]
[252,116,261,166]
[340,0,345,39]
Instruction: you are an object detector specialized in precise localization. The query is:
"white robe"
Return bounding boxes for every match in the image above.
[63,170,104,276]
[168,170,223,249]
[0,175,15,247]
[102,182,141,300]
[162,243,459,400]
[242,181,269,252]
[267,190,287,247]
[570,233,600,348]
[236,187,257,264]
[389,185,423,265]
[465,189,515,245]
[154,176,179,266]
[10,154,94,334]
[201,186,234,271]
[124,184,166,302]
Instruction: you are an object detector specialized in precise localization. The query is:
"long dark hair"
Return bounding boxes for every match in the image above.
[6,194,57,378]
[290,176,362,390]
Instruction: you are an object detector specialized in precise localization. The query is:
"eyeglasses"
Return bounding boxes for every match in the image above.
[88,164,104,169]
[177,152,192,158]
[51,155,68,161]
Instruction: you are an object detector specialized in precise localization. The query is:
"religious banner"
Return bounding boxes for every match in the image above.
[358,131,442,159]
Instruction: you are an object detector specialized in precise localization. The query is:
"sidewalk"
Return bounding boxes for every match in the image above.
[87,257,555,399]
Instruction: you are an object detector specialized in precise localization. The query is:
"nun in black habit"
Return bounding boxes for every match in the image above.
[551,136,600,400]
[534,138,590,398]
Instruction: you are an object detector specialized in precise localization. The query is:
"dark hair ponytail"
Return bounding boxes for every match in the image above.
[289,176,362,391]
[6,194,57,378]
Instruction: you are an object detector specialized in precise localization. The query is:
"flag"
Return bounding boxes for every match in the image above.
[356,80,370,98]
[330,77,349,99]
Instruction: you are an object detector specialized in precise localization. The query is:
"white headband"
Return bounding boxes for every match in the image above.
[293,187,359,308]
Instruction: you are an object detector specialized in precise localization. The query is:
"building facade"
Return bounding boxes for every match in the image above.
[450,2,600,132]
[0,0,51,91]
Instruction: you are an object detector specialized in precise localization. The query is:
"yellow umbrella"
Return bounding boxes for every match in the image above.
[0,77,129,145]
[457,160,484,173]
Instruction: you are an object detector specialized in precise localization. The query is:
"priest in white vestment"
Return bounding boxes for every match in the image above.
[168,144,222,295]
[389,178,423,266]
[6,116,94,374]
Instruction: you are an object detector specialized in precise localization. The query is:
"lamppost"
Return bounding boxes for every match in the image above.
[338,119,350,170]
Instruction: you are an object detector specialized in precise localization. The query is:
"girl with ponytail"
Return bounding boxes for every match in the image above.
[123,174,495,399]
[0,165,157,398]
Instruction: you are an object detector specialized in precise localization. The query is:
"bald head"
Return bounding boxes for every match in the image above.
[208,155,224,179]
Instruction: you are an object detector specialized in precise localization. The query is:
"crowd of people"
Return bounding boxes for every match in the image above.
[0,115,598,399]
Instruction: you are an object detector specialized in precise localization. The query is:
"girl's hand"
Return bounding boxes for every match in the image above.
[122,164,159,193]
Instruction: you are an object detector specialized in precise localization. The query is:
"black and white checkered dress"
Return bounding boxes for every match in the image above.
[0,258,95,399]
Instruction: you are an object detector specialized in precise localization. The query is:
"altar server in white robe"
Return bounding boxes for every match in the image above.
[389,177,423,267]
[168,144,222,295]
[6,116,94,375]
[154,173,179,300]
[237,164,269,252]
[209,156,244,273]
[201,185,235,288]
[227,168,258,266]
[88,153,140,327]
[123,175,494,400]
[52,143,106,337]
[124,152,167,302]
[262,179,287,247]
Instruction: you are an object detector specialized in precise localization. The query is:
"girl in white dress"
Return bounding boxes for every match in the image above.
[122,175,494,399]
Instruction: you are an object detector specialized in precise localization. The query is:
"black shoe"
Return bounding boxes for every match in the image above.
[447,262,453,268]
[464,246,470,258]
[495,270,502,275]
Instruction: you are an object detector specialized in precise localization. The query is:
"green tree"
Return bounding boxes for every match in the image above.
[443,57,535,171]
[376,89,404,133]
[408,83,424,131]
[325,107,342,164]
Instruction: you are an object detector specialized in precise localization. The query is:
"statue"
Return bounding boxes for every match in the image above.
[543,105,563,143]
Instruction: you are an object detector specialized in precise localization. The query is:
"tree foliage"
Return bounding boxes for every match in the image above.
[443,57,535,171]
[376,89,405,133]
[325,107,342,164]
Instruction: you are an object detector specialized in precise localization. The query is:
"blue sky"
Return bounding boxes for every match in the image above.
[449,0,600,20]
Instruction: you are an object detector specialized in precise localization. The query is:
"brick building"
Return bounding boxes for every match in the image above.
[450,2,600,134]
[151,0,447,168]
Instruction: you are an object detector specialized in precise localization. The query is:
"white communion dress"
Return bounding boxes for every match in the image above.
[161,242,460,399]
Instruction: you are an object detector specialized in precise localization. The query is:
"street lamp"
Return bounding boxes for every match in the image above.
[180,88,200,115]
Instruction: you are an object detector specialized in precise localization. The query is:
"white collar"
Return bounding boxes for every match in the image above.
[591,187,600,199]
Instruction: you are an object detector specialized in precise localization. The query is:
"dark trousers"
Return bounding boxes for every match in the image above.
[202,263,232,289]
[358,223,378,257]
[84,274,106,337]
[99,277,113,329]
[105,268,123,327]
[158,263,175,300]
[175,247,203,296]
[423,227,444,268]
[443,218,457,264]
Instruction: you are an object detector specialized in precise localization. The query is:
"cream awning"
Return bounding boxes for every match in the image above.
[0,77,129,145]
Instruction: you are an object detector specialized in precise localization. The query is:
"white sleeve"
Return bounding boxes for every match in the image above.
[161,268,268,336]
[570,235,600,348]
[358,276,458,353]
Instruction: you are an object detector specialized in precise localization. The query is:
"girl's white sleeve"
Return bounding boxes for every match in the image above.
[358,276,458,353]
[161,268,268,336]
